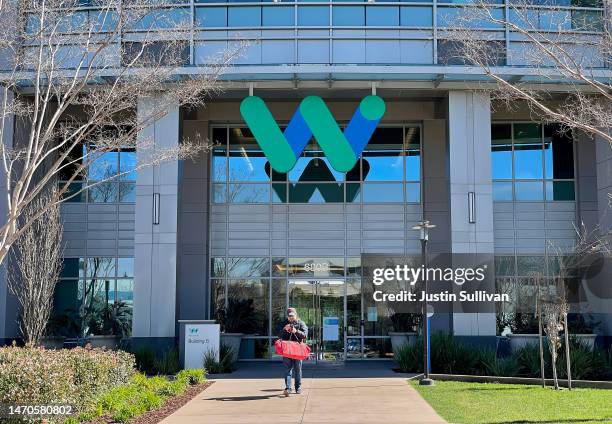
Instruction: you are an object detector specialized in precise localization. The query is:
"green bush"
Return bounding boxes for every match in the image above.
[394,340,422,373]
[80,369,206,423]
[0,345,135,420]
[483,356,519,377]
[132,346,180,375]
[203,344,236,374]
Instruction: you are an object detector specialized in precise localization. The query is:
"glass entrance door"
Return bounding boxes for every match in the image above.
[288,279,345,361]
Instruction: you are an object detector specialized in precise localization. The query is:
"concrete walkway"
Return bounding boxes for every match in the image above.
[161,362,446,424]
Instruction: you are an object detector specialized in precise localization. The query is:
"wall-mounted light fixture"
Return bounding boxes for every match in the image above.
[468,191,476,223]
[153,193,160,225]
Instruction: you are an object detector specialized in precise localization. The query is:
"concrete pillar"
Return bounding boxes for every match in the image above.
[0,87,14,342]
[176,119,209,321]
[132,95,180,350]
[447,91,496,338]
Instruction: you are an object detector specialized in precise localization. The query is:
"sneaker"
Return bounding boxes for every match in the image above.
[295,388,302,394]
[283,388,290,397]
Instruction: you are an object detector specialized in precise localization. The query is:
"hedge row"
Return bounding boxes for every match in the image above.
[0,345,135,421]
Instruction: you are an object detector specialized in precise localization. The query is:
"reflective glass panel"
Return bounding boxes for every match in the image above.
[546,181,575,201]
[239,338,270,359]
[117,258,134,278]
[195,7,228,28]
[89,183,118,203]
[491,124,512,180]
[226,279,269,335]
[400,6,432,26]
[86,258,116,278]
[229,128,269,181]
[366,6,399,26]
[362,183,403,202]
[514,124,543,179]
[89,150,119,180]
[346,279,361,336]
[288,258,344,277]
[405,183,420,203]
[346,183,361,203]
[212,184,226,203]
[228,6,261,26]
[333,6,365,26]
[298,6,329,26]
[211,257,227,278]
[226,257,270,277]
[289,183,344,203]
[544,125,574,180]
[119,183,135,203]
[515,181,544,201]
[493,181,513,201]
[229,183,270,203]
[271,279,287,335]
[263,6,294,26]
[362,128,403,181]
[119,150,136,181]
[405,127,421,181]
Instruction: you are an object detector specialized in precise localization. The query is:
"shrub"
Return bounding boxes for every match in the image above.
[394,341,422,373]
[131,346,181,375]
[81,370,206,423]
[483,356,519,377]
[514,344,543,378]
[204,344,236,374]
[0,345,135,422]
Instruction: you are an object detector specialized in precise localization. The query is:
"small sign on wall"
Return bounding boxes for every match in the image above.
[322,317,339,341]
[184,323,220,369]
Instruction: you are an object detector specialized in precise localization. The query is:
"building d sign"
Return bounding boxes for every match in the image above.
[181,320,220,369]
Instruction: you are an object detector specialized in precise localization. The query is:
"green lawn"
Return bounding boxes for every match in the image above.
[411,380,612,424]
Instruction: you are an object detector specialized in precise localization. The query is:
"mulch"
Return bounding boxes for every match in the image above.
[83,380,214,424]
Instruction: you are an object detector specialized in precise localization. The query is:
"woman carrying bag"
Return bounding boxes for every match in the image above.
[278,307,308,396]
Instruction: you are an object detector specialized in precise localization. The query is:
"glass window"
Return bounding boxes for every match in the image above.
[211,258,227,278]
[263,6,294,26]
[195,7,228,27]
[298,6,329,26]
[119,149,136,181]
[544,125,574,180]
[495,256,516,276]
[89,182,118,203]
[60,182,86,203]
[437,6,504,28]
[515,181,544,201]
[228,6,261,27]
[333,6,365,26]
[571,10,603,32]
[271,279,287,332]
[227,257,270,277]
[405,183,420,203]
[288,258,344,277]
[405,127,420,181]
[89,150,119,181]
[226,279,269,335]
[289,183,344,203]
[400,6,432,26]
[229,183,270,203]
[438,40,505,66]
[86,258,116,278]
[61,258,85,279]
[493,181,513,201]
[362,128,403,181]
[239,338,270,359]
[290,155,343,182]
[212,128,228,181]
[210,279,225,319]
[118,183,135,203]
[346,183,361,203]
[514,123,543,179]
[546,181,575,201]
[362,183,403,202]
[272,183,287,203]
[117,258,134,278]
[134,8,189,30]
[59,144,86,181]
[491,124,512,180]
[49,280,84,338]
[517,256,545,275]
[212,184,226,203]
[366,6,399,26]
[229,128,269,181]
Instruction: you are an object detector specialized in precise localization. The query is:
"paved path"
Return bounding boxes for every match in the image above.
[161,362,446,424]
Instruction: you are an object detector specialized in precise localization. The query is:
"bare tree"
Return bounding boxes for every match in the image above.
[0,0,242,266]
[8,188,63,345]
[443,0,611,146]
[542,297,568,390]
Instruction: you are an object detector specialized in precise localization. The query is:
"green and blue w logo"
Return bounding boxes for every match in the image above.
[240,95,386,173]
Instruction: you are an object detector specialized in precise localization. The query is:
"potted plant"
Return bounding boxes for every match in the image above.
[389,312,420,353]
[506,312,542,351]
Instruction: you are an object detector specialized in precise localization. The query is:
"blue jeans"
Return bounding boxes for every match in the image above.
[283,357,302,391]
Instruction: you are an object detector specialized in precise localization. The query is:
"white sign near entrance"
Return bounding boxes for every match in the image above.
[322,316,339,341]
[184,323,220,369]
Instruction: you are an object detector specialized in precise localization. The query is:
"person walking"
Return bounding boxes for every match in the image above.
[279,307,308,396]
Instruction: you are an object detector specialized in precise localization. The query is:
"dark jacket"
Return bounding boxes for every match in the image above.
[278,319,308,342]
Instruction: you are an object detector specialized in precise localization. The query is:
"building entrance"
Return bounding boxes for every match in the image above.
[288,279,345,362]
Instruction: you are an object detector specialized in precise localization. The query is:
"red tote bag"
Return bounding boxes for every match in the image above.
[275,337,311,360]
